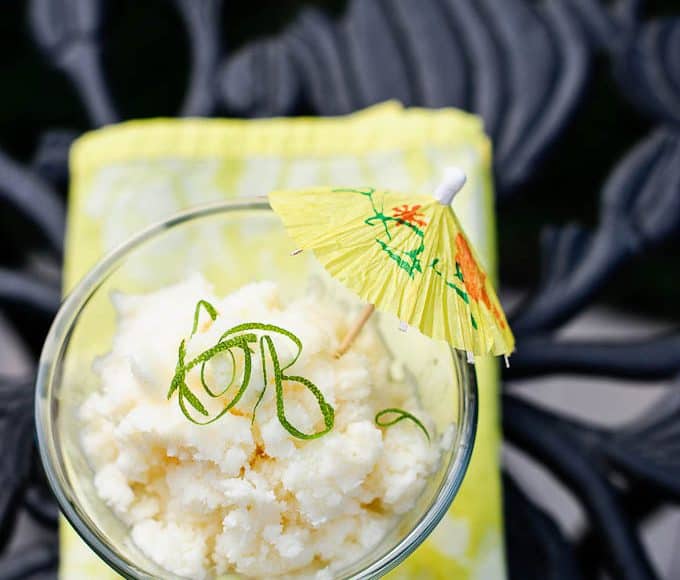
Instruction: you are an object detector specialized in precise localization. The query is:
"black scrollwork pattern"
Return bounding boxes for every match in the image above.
[0,0,678,577]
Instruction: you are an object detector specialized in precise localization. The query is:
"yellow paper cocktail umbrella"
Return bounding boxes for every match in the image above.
[269,168,514,358]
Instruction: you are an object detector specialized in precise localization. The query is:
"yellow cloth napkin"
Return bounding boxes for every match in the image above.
[61,102,506,579]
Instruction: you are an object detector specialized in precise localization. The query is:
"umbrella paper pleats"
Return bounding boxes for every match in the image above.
[269,168,514,358]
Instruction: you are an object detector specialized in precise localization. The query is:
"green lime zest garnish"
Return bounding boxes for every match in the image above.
[200,348,236,397]
[171,333,256,425]
[191,299,218,336]
[262,334,334,440]
[375,408,431,442]
[168,299,334,439]
[250,337,270,425]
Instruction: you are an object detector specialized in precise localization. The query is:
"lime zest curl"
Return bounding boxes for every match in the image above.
[262,334,334,440]
[200,348,236,398]
[375,408,431,442]
[168,299,335,439]
[191,299,218,336]
[171,333,256,425]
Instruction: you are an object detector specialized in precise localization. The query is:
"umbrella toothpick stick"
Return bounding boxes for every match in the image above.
[335,303,375,358]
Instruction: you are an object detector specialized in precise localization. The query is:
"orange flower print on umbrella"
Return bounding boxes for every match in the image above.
[455,234,507,331]
[392,204,428,228]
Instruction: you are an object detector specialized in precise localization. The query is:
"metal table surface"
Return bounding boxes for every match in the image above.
[0,1,679,578]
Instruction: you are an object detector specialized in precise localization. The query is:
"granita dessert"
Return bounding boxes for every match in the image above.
[79,274,453,578]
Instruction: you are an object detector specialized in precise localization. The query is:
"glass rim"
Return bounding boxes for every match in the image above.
[35,199,478,579]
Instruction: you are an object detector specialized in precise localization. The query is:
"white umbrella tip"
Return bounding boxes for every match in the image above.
[434,167,467,205]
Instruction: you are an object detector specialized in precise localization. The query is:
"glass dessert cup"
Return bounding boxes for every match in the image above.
[36,200,478,579]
